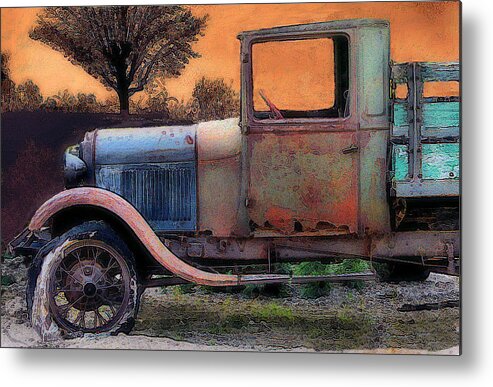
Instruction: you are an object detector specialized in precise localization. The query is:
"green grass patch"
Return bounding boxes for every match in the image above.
[176,283,196,294]
[251,302,294,323]
[291,259,370,298]
[206,299,296,334]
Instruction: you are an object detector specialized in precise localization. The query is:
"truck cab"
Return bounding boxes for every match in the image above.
[10,19,460,339]
[239,19,391,237]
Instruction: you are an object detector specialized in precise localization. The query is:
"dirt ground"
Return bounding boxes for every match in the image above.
[1,256,460,354]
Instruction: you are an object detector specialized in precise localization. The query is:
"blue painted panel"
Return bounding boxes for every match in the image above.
[96,162,197,231]
[95,125,197,165]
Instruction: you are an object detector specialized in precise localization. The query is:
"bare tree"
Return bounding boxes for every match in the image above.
[30,6,207,114]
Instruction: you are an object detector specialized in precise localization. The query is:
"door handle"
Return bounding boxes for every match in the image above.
[341,144,359,154]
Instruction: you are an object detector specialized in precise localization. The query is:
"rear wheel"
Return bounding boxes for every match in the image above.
[27,221,140,340]
[375,262,430,283]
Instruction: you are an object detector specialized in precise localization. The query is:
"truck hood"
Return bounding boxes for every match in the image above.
[82,118,241,167]
[92,124,197,165]
[82,118,241,166]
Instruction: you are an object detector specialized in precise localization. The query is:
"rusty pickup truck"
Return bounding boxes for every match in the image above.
[9,19,460,339]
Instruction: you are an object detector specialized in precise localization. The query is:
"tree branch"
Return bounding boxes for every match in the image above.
[128,43,174,95]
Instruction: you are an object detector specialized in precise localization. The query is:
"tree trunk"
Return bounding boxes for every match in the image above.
[117,87,130,116]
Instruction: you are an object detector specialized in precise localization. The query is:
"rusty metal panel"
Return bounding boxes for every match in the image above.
[272,230,459,262]
[372,231,460,259]
[247,131,359,234]
[196,119,244,236]
[197,156,242,236]
[358,129,390,233]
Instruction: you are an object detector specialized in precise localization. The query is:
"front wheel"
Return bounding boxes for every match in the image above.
[27,221,140,340]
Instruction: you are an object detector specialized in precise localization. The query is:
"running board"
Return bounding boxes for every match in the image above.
[143,272,376,288]
[238,272,376,285]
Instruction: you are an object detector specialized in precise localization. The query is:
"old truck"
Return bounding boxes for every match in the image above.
[9,19,460,339]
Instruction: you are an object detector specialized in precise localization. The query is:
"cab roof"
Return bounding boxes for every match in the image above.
[238,18,389,39]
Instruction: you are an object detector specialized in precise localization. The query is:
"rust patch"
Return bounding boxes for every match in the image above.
[248,131,359,235]
[300,183,323,209]
[315,221,337,230]
[264,206,295,232]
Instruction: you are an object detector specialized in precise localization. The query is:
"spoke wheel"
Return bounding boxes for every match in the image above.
[28,221,140,340]
[48,240,131,333]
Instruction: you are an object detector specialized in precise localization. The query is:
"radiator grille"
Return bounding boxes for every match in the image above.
[96,162,196,231]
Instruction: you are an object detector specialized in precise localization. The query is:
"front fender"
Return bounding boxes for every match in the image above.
[29,187,240,286]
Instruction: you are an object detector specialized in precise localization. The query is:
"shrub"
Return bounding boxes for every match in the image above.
[241,263,292,298]
[192,77,239,121]
[15,81,43,111]
[167,98,198,123]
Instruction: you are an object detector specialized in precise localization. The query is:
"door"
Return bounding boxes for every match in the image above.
[246,34,360,235]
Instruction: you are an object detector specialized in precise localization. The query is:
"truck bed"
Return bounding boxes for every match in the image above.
[390,62,460,198]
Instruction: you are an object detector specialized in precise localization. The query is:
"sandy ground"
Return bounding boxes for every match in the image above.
[0,300,459,354]
[1,256,460,354]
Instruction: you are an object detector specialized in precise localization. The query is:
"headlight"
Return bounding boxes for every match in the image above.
[64,145,87,188]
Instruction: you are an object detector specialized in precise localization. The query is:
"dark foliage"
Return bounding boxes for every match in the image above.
[1,51,11,81]
[14,80,44,111]
[1,51,16,112]
[1,140,60,245]
[30,6,207,113]
[1,52,44,112]
[130,78,177,115]
[41,90,117,113]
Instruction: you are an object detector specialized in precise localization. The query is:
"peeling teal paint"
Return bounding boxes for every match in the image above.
[394,102,459,132]
[393,143,459,181]
[423,102,459,129]
[393,144,408,180]
[422,143,460,180]
[393,103,408,129]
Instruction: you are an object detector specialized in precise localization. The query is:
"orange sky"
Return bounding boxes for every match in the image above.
[0,2,459,103]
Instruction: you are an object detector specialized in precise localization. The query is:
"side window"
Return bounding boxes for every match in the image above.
[252,35,349,120]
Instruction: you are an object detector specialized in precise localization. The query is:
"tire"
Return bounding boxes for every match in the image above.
[375,262,430,283]
[26,221,140,341]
